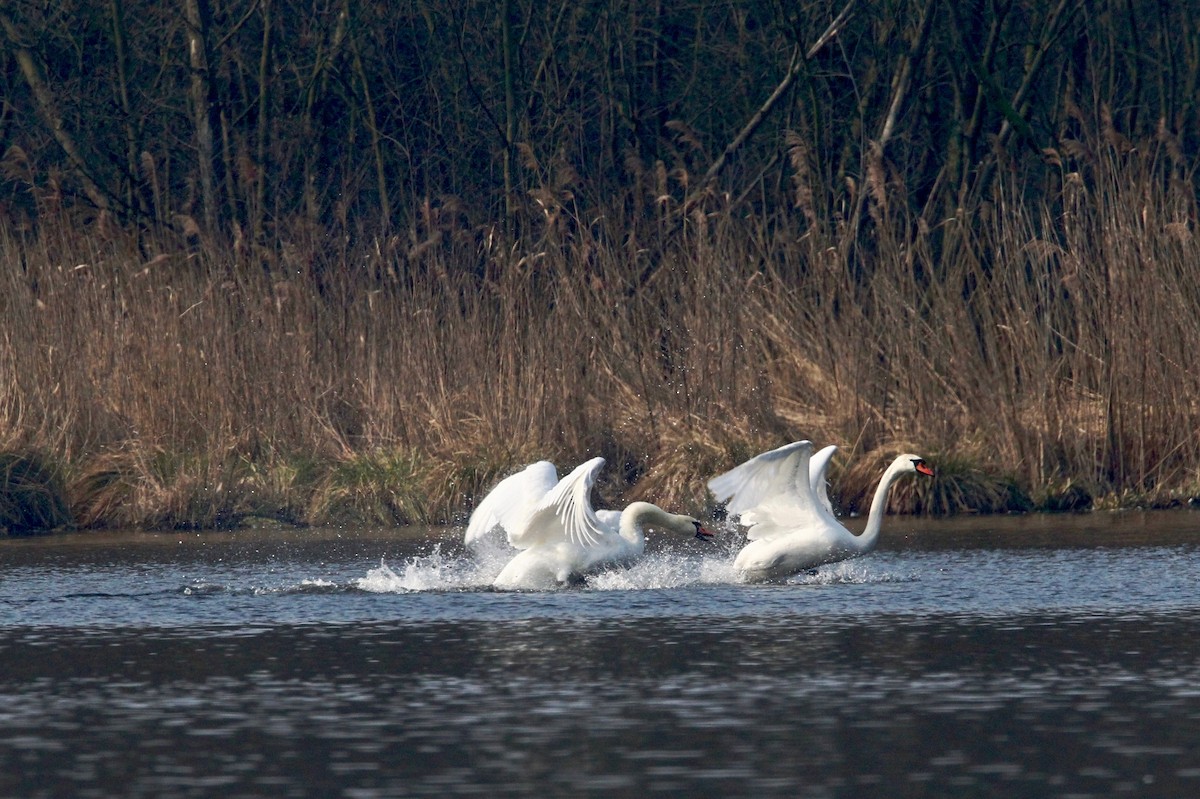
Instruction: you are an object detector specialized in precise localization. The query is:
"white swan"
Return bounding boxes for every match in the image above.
[707,441,933,582]
[466,457,714,590]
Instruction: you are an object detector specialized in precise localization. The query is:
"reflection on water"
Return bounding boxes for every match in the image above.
[2,512,1200,797]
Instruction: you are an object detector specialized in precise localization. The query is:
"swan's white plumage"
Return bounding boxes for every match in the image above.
[735,441,830,542]
[707,441,805,518]
[513,457,607,549]
[809,443,837,516]
[708,442,837,521]
[464,460,558,545]
[465,457,712,589]
[711,440,932,582]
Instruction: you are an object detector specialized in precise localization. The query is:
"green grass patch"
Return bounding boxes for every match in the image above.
[307,449,432,527]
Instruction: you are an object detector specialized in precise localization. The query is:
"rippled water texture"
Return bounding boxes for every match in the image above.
[3,511,1200,798]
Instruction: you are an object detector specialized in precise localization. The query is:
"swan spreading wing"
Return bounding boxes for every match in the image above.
[708,441,838,519]
[738,441,832,540]
[464,460,559,545]
[731,448,934,581]
[707,441,808,517]
[510,456,608,550]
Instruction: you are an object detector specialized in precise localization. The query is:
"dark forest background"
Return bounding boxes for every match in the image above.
[3,0,1200,531]
[2,1,1195,238]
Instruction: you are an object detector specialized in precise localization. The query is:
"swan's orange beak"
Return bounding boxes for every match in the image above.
[914,459,935,476]
[695,525,715,541]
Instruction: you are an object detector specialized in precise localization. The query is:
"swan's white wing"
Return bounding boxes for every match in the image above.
[738,498,828,541]
[739,441,830,541]
[464,460,559,545]
[741,490,833,540]
[511,456,608,550]
[707,441,808,517]
[809,444,838,516]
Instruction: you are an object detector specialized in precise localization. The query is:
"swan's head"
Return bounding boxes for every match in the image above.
[897,455,935,477]
[625,502,715,541]
[688,518,716,541]
[659,511,715,541]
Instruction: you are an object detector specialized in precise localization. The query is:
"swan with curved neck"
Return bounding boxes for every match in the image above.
[466,457,713,590]
[709,441,933,582]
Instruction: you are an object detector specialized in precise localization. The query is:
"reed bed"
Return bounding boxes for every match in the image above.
[2,140,1200,531]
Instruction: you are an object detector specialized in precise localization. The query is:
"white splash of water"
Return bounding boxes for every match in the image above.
[355,535,514,592]
[587,551,740,591]
[787,558,917,585]
[585,544,914,591]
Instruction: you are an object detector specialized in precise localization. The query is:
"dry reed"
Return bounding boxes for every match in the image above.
[3,134,1200,530]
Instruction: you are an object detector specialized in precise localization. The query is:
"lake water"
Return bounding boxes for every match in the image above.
[3,511,1200,798]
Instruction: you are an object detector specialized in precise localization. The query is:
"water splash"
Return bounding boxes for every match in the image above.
[587,551,740,591]
[183,578,347,596]
[355,536,513,592]
[584,520,747,590]
[787,558,919,586]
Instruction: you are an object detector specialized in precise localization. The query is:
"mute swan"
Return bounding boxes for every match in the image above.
[466,457,714,590]
[708,441,933,582]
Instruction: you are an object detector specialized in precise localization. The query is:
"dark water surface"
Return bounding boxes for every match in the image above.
[3,512,1200,798]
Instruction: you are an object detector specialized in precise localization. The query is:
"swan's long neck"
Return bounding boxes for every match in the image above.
[855,460,911,552]
[619,502,674,548]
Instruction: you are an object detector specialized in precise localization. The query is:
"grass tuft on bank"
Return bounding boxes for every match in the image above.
[0,452,71,535]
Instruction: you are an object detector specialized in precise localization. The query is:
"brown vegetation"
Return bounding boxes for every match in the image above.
[0,452,70,534]
[2,1,1200,529]
[5,137,1200,529]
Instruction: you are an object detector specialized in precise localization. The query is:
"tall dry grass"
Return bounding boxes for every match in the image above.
[2,133,1200,530]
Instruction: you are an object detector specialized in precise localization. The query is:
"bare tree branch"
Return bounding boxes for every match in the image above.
[702,0,857,187]
[0,7,110,211]
[879,0,938,148]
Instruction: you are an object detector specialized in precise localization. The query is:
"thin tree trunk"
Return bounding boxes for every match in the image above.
[0,8,110,212]
[255,0,272,243]
[701,0,856,188]
[109,0,141,216]
[301,7,347,224]
[966,0,1080,202]
[995,0,1080,151]
[346,0,390,230]
[501,0,517,231]
[183,0,218,232]
[878,0,938,148]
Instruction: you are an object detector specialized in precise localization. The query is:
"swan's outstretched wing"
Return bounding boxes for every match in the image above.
[809,444,838,516]
[739,441,831,541]
[511,456,608,550]
[465,460,559,545]
[707,441,808,517]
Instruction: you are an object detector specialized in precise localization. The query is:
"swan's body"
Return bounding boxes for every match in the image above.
[708,441,932,582]
[466,457,713,590]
